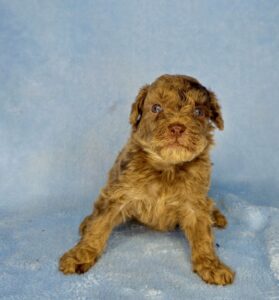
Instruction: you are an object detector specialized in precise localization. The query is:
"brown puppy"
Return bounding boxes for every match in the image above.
[59,74,235,285]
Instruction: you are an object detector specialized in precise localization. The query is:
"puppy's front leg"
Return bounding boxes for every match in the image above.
[180,206,235,285]
[59,196,123,275]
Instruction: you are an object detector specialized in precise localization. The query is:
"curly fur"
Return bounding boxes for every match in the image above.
[59,74,235,285]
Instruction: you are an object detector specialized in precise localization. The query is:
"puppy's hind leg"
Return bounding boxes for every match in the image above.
[212,207,227,229]
[207,197,227,229]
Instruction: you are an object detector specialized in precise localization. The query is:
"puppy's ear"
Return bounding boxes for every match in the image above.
[208,90,224,130]
[129,84,149,129]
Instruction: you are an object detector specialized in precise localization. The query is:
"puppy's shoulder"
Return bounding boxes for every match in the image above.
[107,139,137,182]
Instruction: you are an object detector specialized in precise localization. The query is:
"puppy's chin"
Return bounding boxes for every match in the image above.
[160,146,199,164]
[158,140,208,164]
[135,135,208,165]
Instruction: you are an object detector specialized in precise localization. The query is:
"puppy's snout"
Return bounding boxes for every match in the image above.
[168,123,186,137]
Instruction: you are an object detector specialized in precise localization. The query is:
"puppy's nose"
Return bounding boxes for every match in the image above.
[168,123,186,137]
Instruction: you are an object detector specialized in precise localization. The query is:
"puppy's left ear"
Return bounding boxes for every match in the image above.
[129,84,150,129]
[208,90,224,130]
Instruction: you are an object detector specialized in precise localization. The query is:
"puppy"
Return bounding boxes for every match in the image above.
[59,74,235,285]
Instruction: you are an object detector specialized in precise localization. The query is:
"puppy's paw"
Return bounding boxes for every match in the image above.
[212,209,227,229]
[194,260,235,285]
[59,246,97,275]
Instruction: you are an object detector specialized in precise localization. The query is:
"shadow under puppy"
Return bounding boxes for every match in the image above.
[59,74,235,285]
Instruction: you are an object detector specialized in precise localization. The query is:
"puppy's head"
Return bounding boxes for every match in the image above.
[130,74,224,164]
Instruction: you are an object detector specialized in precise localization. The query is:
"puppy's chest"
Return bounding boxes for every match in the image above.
[131,172,191,208]
[129,166,209,207]
[144,180,182,205]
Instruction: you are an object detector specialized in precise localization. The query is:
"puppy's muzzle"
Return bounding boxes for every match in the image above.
[168,123,186,137]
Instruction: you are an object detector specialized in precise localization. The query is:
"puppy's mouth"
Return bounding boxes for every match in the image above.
[158,135,208,161]
[164,137,194,151]
[166,141,186,149]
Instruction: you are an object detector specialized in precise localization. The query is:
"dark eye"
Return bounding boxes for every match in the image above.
[151,104,163,113]
[193,107,205,118]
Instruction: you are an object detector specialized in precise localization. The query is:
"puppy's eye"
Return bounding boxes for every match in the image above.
[193,107,205,118]
[151,104,163,113]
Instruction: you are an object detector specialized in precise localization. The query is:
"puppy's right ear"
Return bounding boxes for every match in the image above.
[129,84,149,129]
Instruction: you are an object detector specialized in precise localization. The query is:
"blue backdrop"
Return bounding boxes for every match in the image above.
[1,1,279,299]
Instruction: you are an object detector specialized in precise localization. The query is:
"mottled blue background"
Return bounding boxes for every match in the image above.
[1,1,279,299]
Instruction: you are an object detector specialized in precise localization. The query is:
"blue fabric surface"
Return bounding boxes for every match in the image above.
[1,1,279,299]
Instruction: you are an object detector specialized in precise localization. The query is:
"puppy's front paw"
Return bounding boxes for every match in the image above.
[59,246,97,275]
[194,260,235,285]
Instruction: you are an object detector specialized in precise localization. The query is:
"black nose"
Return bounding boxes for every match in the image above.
[168,123,186,137]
